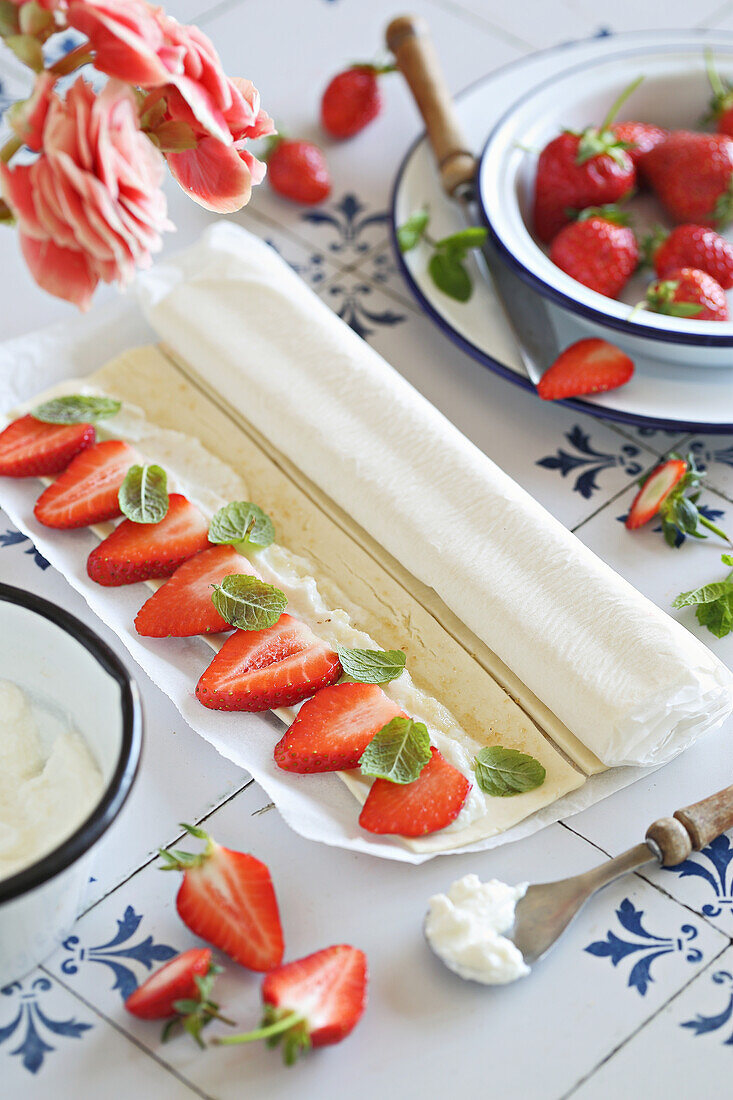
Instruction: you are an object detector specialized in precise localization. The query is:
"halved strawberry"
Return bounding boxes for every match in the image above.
[159,825,284,973]
[196,613,341,711]
[87,493,209,586]
[625,458,688,529]
[34,440,139,528]
[125,948,213,1020]
[216,945,368,1064]
[359,746,470,837]
[537,339,634,401]
[135,545,260,637]
[0,414,94,477]
[274,682,405,773]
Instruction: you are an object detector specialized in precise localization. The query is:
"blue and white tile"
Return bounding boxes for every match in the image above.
[39,780,726,1100]
[676,435,733,505]
[447,0,607,51]
[570,946,733,1100]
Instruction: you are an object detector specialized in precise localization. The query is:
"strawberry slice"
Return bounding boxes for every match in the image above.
[34,440,139,528]
[0,414,95,477]
[135,545,260,637]
[274,682,405,773]
[87,493,209,586]
[359,746,470,837]
[159,825,284,973]
[625,458,688,529]
[196,613,342,711]
[125,948,213,1019]
[216,945,368,1063]
[537,339,634,401]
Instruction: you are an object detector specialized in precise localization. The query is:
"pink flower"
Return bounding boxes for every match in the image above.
[0,77,172,310]
[66,0,170,85]
[7,72,55,152]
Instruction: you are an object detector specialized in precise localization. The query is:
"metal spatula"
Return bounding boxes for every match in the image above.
[427,784,733,976]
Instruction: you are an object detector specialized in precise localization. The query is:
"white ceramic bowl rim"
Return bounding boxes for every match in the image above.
[0,583,142,905]
[478,38,733,347]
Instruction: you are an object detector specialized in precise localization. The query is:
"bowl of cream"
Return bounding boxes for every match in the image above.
[0,583,142,985]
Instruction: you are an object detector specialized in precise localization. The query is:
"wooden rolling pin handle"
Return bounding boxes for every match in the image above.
[646,784,733,866]
[385,14,477,197]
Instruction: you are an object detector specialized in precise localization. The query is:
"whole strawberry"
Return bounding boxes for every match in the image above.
[705,51,733,138]
[640,131,733,227]
[549,206,638,298]
[268,138,331,205]
[645,267,729,322]
[321,63,393,139]
[611,121,667,166]
[646,224,733,289]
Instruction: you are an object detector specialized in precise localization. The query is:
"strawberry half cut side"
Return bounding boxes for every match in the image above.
[159,825,284,973]
[625,458,688,529]
[34,439,139,528]
[135,544,260,637]
[87,493,210,586]
[125,948,232,1047]
[196,612,342,711]
[274,681,406,772]
[215,945,368,1064]
[537,339,634,401]
[0,415,95,477]
[359,746,470,837]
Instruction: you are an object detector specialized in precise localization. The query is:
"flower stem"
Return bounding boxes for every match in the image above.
[0,135,21,164]
[212,1011,304,1046]
[49,43,94,77]
[699,515,733,545]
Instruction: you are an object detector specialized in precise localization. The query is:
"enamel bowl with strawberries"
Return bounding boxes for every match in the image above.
[479,42,733,366]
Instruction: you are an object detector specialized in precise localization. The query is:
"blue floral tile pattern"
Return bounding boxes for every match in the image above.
[0,527,50,569]
[681,969,733,1044]
[689,440,733,474]
[664,835,733,919]
[585,898,703,995]
[324,278,405,339]
[614,503,726,548]
[301,194,389,259]
[0,977,92,1075]
[60,906,177,1002]
[536,426,643,499]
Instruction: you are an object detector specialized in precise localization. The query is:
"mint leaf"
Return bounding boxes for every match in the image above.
[359,717,431,784]
[335,645,406,684]
[209,501,275,549]
[118,464,169,524]
[397,208,429,253]
[32,394,121,424]
[435,227,487,254]
[473,746,546,797]
[673,581,733,609]
[211,573,287,631]
[696,597,733,638]
[428,252,472,302]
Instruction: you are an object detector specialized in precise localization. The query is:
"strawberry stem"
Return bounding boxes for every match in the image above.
[699,515,733,545]
[600,75,644,132]
[213,1010,305,1045]
[705,48,727,102]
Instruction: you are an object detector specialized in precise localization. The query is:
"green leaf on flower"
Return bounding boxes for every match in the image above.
[396,208,429,252]
[209,501,275,550]
[473,746,546,797]
[33,394,121,424]
[428,251,473,302]
[118,464,169,524]
[359,717,432,784]
[335,645,406,684]
[211,573,287,631]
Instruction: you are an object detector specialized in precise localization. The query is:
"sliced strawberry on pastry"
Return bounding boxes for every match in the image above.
[34,440,139,529]
[274,681,405,772]
[196,613,342,711]
[135,545,260,637]
[87,493,209,586]
[358,747,470,837]
[0,414,95,477]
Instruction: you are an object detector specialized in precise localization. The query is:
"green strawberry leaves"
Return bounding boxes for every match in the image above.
[396,208,487,302]
[335,645,406,684]
[644,452,733,549]
[473,746,546,797]
[33,394,121,424]
[211,573,287,631]
[163,965,234,1049]
[674,554,733,639]
[359,716,432,784]
[119,464,169,524]
[209,501,275,550]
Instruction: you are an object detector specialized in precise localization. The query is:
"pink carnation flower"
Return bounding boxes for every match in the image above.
[0,77,172,310]
[7,71,55,152]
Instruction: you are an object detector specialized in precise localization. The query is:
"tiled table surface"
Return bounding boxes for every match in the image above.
[3,1,733,1096]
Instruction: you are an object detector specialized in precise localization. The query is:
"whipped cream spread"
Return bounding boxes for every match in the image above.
[0,680,103,881]
[425,874,530,984]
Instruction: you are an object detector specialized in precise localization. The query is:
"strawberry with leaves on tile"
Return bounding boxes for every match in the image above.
[625,451,732,547]
[321,62,395,139]
[125,948,233,1047]
[267,136,331,205]
[397,207,487,302]
[214,945,368,1064]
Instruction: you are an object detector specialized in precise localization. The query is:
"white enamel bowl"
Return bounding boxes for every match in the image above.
[0,584,142,985]
[479,41,733,366]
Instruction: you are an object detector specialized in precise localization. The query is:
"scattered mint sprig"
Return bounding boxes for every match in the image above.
[335,645,406,684]
[359,717,431,784]
[473,746,546,797]
[209,501,275,550]
[673,554,733,639]
[33,394,121,424]
[119,464,169,524]
[211,573,287,631]
[397,208,487,302]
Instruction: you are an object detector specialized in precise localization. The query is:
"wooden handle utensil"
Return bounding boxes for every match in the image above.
[646,783,733,866]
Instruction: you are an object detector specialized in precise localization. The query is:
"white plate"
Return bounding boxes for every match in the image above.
[392,29,733,433]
